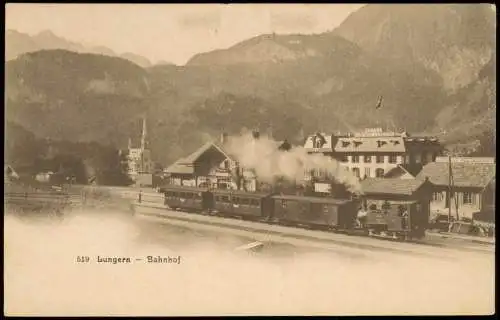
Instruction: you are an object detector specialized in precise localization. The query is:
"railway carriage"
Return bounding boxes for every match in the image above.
[161,185,210,212]
[211,189,274,220]
[271,195,357,230]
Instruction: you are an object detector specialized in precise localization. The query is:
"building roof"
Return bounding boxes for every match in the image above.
[4,165,19,180]
[165,137,291,175]
[384,164,424,178]
[165,158,194,175]
[303,133,336,152]
[271,194,351,205]
[159,185,209,192]
[334,136,406,153]
[180,141,231,164]
[360,178,429,196]
[304,129,441,153]
[416,160,495,189]
[211,189,273,198]
[165,141,232,175]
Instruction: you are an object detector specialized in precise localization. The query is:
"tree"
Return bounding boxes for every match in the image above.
[96,148,134,186]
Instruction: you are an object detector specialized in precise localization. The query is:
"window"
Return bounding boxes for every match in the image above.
[352,155,360,163]
[369,204,377,210]
[432,192,443,202]
[224,160,230,169]
[340,154,348,162]
[375,168,385,178]
[398,205,407,217]
[364,168,371,178]
[376,155,385,163]
[241,198,250,205]
[314,137,324,148]
[389,155,397,164]
[323,204,329,213]
[281,200,287,208]
[233,197,240,204]
[463,192,474,205]
[364,155,372,163]
[251,199,260,206]
[404,155,410,164]
[352,167,360,178]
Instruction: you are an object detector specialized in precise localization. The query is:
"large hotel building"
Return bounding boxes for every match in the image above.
[303,128,443,180]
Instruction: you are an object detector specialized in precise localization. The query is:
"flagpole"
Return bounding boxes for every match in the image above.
[375,95,383,129]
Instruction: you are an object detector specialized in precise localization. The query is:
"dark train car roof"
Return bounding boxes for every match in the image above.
[211,189,273,198]
[160,185,209,192]
[271,194,352,205]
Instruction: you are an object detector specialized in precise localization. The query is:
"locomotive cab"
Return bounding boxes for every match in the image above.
[365,200,426,240]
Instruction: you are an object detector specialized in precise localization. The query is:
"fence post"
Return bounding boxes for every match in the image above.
[138,190,142,203]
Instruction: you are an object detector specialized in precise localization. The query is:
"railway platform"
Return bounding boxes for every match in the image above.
[426,231,495,245]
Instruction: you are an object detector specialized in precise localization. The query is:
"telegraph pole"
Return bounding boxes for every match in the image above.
[448,155,452,224]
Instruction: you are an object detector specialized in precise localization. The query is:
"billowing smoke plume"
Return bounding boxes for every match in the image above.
[224,132,362,194]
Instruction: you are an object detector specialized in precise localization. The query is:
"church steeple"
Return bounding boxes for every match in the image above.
[140,116,147,151]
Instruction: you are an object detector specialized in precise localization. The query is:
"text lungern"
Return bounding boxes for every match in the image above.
[97,256,132,264]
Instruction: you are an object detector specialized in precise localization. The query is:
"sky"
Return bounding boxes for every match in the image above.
[5,3,365,65]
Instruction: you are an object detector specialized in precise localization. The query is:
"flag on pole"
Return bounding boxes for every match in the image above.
[375,95,383,109]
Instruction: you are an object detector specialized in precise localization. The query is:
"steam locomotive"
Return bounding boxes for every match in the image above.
[157,184,427,241]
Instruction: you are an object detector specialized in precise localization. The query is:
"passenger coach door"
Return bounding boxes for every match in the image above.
[202,192,213,211]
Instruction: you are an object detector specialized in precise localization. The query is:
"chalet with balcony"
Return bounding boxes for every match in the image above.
[304,128,442,180]
[416,157,496,220]
[165,132,291,192]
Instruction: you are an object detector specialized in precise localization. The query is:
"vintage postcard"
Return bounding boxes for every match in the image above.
[4,3,495,316]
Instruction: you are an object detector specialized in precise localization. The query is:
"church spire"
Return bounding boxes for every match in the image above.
[140,116,147,151]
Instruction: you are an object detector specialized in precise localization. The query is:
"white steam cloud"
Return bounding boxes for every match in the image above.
[224,132,362,194]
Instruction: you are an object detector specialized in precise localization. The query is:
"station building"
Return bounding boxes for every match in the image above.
[164,132,291,192]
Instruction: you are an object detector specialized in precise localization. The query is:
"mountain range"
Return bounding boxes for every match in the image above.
[5,29,169,68]
[5,4,496,166]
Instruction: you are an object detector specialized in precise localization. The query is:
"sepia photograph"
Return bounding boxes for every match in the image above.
[4,3,496,316]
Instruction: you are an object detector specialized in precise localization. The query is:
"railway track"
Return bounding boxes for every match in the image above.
[132,201,494,260]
